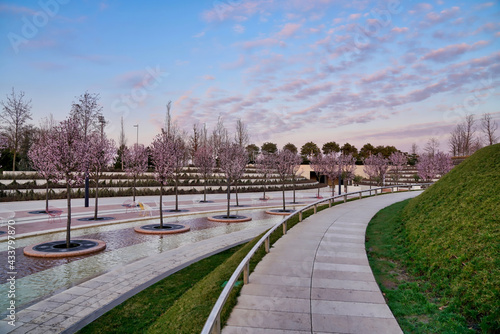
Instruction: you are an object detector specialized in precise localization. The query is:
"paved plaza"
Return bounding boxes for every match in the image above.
[0,189,420,333]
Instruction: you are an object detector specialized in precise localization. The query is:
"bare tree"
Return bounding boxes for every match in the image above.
[411,143,419,156]
[70,91,103,140]
[449,114,479,156]
[235,119,249,148]
[0,88,33,171]
[424,138,439,157]
[463,114,476,155]
[481,113,498,146]
[189,123,201,160]
[211,115,228,160]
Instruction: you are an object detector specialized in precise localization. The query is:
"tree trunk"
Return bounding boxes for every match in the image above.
[159,184,163,228]
[282,180,286,212]
[203,175,207,202]
[235,180,239,206]
[293,176,297,203]
[317,174,321,198]
[133,175,136,202]
[226,178,231,218]
[94,179,99,220]
[45,180,49,212]
[66,183,71,248]
[262,179,266,200]
[175,175,179,211]
[12,150,16,171]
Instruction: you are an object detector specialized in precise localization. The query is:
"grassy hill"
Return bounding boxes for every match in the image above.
[402,144,499,331]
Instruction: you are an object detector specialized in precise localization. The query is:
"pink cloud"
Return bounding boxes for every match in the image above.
[424,6,460,25]
[474,2,495,10]
[421,41,490,63]
[277,23,302,38]
[238,38,281,49]
[203,75,215,80]
[391,27,409,33]
[349,13,361,20]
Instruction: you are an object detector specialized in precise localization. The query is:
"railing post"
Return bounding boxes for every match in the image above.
[243,261,249,284]
[211,312,221,334]
[282,221,287,234]
[265,236,270,253]
[314,204,317,214]
[299,211,302,222]
[374,189,377,195]
[391,187,394,193]
[328,199,332,207]
[343,195,347,203]
[359,192,362,199]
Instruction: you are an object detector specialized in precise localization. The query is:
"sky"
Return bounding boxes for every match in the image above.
[1,0,499,153]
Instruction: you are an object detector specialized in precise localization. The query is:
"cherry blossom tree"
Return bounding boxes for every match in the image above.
[193,144,215,202]
[218,142,247,218]
[273,149,296,212]
[340,153,357,193]
[322,152,340,196]
[289,152,303,203]
[389,152,407,185]
[434,152,453,177]
[364,154,388,187]
[310,153,326,198]
[50,117,87,248]
[28,131,56,212]
[123,143,149,202]
[416,154,437,182]
[87,132,116,220]
[256,152,274,200]
[363,155,378,189]
[374,153,389,186]
[151,132,172,228]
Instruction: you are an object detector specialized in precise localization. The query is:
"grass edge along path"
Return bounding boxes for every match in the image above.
[366,199,483,333]
[77,203,331,333]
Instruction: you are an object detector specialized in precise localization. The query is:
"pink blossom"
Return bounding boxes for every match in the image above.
[389,151,407,184]
[218,142,247,217]
[123,143,149,202]
[193,144,215,202]
[49,117,87,247]
[274,149,299,211]
[87,132,116,220]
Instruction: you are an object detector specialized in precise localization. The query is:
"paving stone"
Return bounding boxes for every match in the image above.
[226,309,311,331]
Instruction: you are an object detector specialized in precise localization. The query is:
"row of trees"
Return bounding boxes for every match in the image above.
[449,113,498,157]
[246,141,400,164]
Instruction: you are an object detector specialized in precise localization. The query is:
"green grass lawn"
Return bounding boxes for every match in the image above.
[367,144,500,333]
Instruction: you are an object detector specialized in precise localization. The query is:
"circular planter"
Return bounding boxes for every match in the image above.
[265,209,296,216]
[134,223,190,235]
[163,209,189,213]
[207,215,252,223]
[77,217,115,221]
[24,239,106,258]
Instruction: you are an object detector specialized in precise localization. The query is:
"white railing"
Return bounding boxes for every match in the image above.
[201,183,432,334]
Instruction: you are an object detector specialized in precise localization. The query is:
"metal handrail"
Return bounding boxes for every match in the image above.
[201,183,431,334]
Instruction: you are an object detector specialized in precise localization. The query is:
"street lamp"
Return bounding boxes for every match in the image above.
[133,124,139,147]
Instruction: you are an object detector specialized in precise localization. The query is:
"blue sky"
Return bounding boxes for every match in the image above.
[1,0,499,152]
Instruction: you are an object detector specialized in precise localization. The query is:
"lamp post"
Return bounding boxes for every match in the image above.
[133,124,139,147]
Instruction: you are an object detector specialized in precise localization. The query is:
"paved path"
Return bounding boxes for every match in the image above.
[223,191,421,334]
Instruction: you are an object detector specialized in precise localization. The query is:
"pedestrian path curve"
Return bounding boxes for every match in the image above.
[223,191,421,334]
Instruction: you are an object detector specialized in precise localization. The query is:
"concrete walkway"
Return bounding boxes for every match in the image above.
[223,191,421,334]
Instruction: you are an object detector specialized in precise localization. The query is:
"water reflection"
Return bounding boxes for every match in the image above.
[0,209,283,315]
